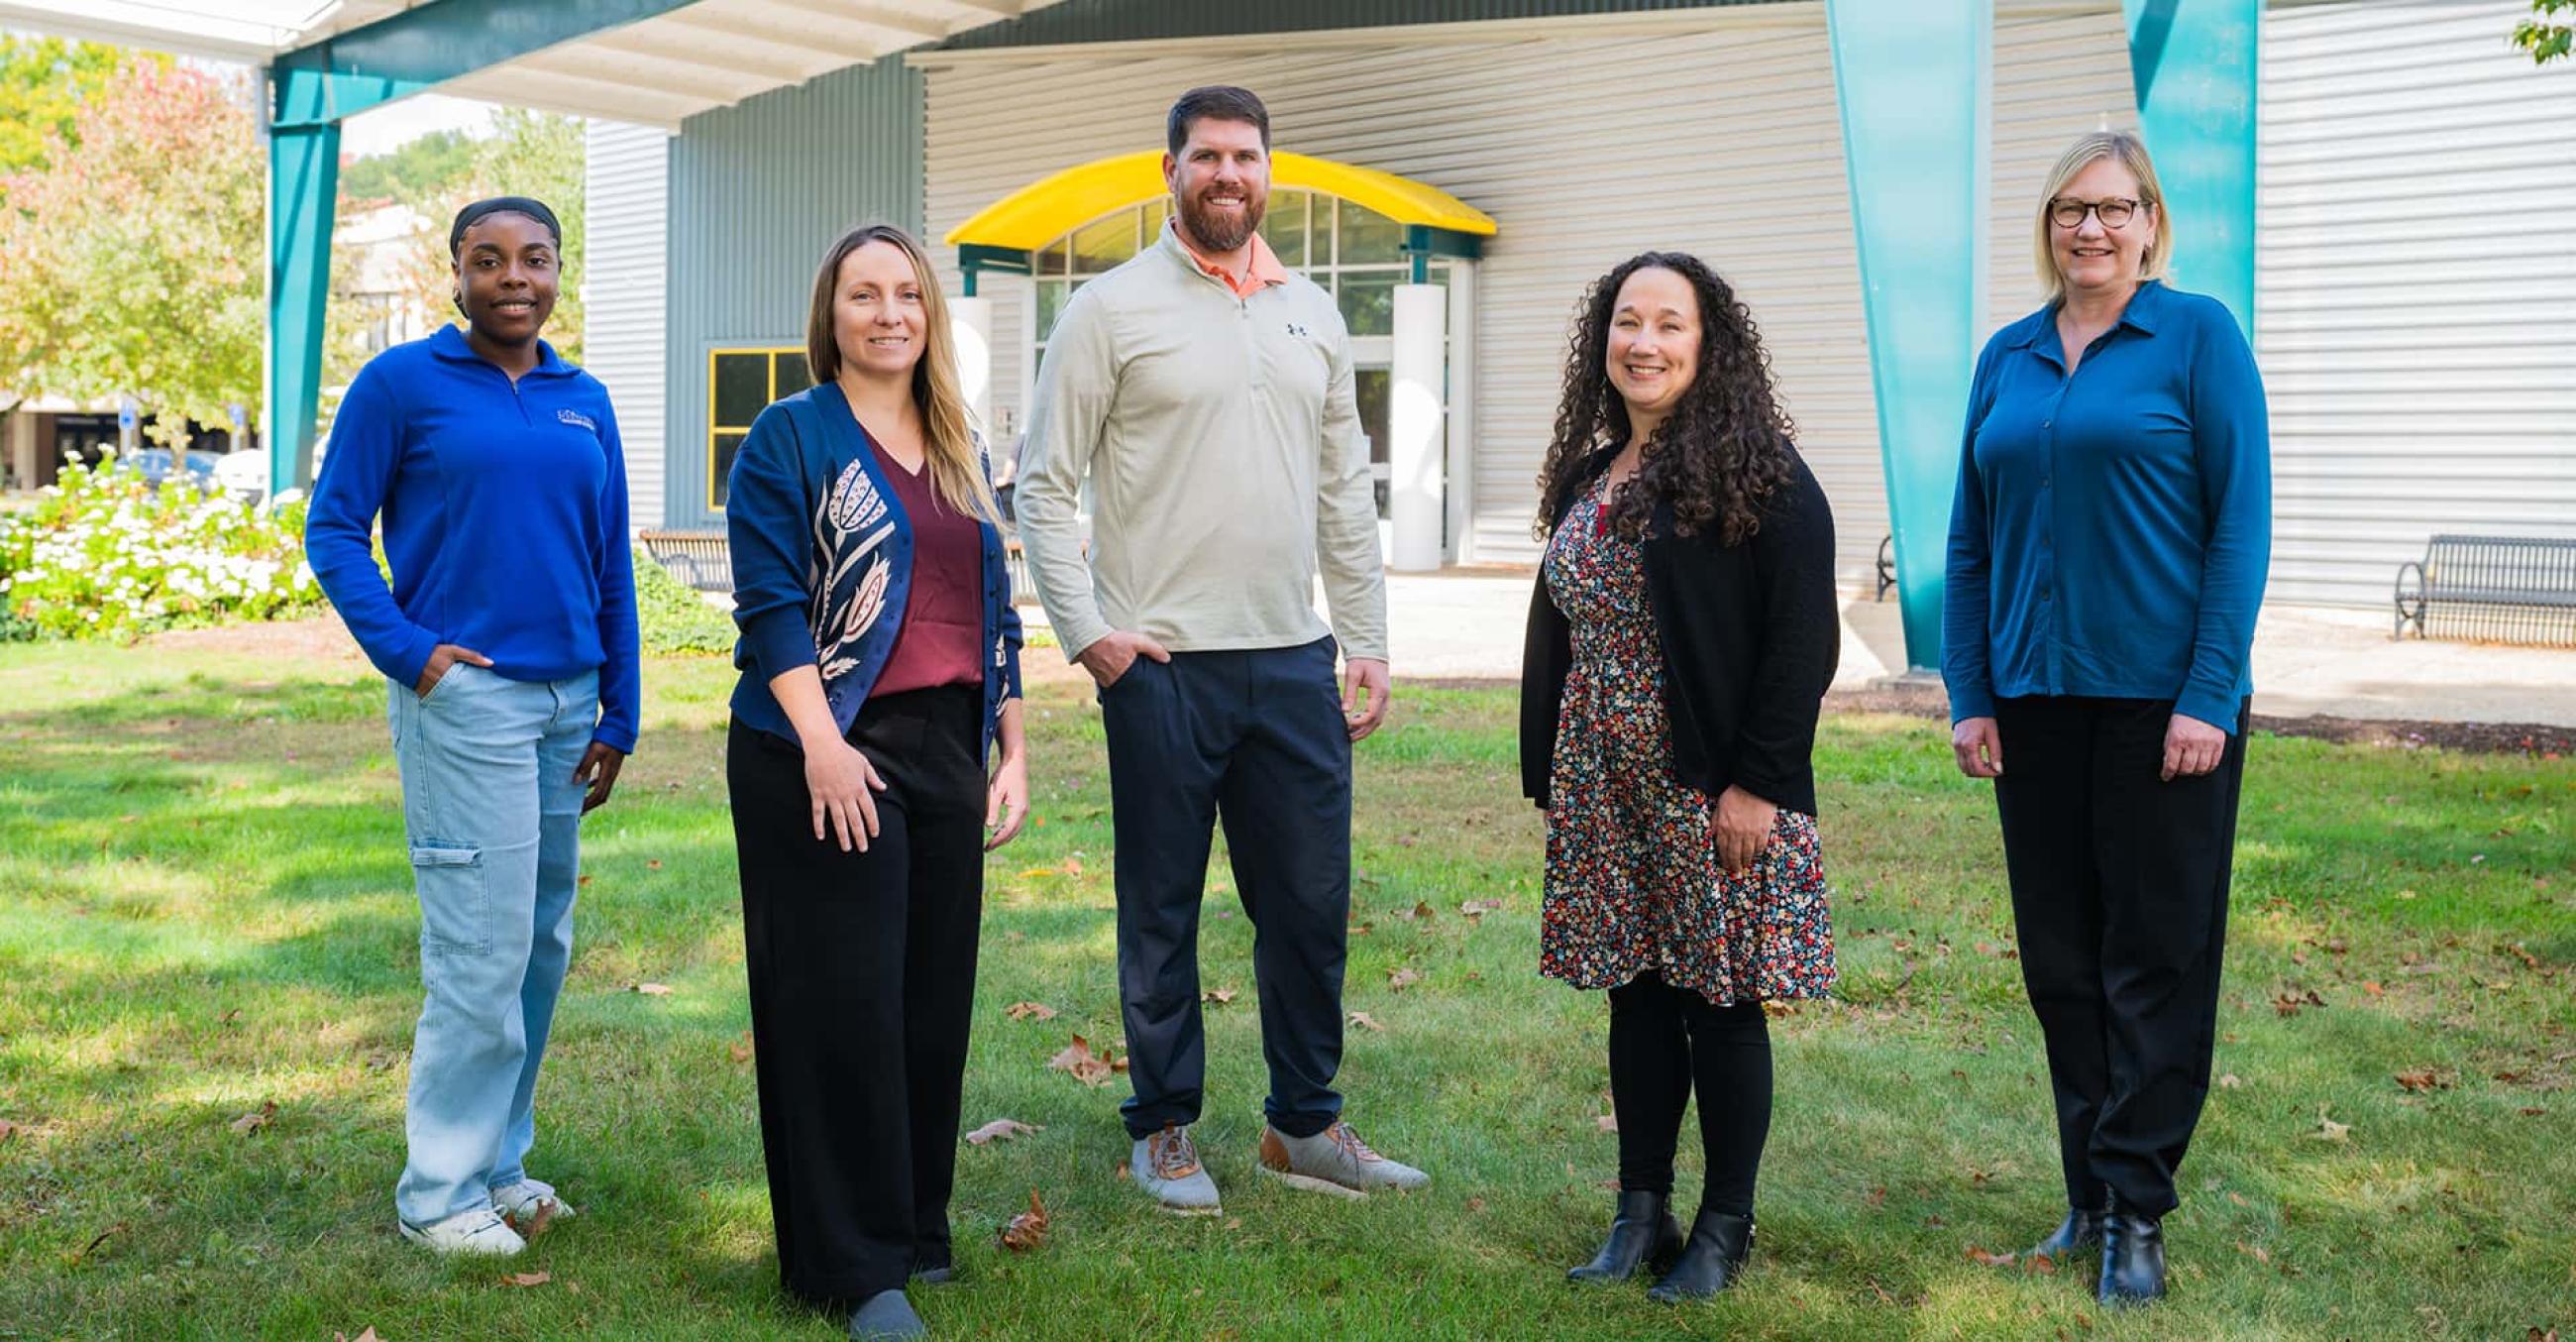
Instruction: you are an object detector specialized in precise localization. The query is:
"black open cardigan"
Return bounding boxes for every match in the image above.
[1521,451,1840,817]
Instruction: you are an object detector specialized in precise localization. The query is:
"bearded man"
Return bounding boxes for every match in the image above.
[1015,84,1425,1214]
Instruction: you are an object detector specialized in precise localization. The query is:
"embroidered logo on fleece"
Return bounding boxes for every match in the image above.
[556,407,597,432]
[1286,322,1311,338]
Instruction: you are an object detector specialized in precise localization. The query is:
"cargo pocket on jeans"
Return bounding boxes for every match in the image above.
[409,844,490,954]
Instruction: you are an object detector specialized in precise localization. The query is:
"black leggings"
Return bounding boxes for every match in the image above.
[1608,974,1772,1215]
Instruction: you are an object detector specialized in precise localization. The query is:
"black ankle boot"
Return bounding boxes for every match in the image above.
[1566,1189,1684,1284]
[2097,1203,2167,1305]
[2026,1201,2108,1263]
[1646,1208,1755,1302]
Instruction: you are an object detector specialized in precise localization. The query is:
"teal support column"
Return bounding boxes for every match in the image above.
[1827,0,1991,674]
[265,101,339,499]
[2123,0,2259,337]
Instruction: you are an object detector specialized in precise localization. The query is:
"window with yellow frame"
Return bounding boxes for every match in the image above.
[707,346,813,509]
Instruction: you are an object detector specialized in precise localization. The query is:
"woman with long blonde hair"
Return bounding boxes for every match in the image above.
[723,222,1028,1340]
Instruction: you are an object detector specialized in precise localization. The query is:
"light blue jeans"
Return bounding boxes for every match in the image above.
[386,662,597,1228]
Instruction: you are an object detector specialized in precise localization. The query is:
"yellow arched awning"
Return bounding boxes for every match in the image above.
[943,150,1497,252]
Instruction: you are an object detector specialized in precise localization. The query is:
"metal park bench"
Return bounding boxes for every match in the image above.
[638,528,1037,604]
[1876,533,1894,602]
[2393,534,2576,646]
[639,528,732,593]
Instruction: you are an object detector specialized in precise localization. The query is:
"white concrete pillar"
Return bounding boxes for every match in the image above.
[950,294,995,434]
[5,410,36,492]
[1387,282,1447,572]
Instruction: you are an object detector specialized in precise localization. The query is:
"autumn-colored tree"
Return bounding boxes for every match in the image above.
[2514,0,2574,63]
[0,37,139,201]
[0,61,265,445]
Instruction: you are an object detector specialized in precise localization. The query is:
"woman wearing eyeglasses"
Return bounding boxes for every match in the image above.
[1943,131,2270,1307]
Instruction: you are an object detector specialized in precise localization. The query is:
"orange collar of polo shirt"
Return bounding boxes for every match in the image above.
[1176,224,1287,298]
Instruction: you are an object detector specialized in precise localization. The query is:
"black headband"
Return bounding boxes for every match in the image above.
[449,196,562,257]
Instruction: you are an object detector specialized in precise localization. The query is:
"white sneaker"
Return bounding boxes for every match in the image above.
[399,1206,526,1256]
[490,1177,577,1224]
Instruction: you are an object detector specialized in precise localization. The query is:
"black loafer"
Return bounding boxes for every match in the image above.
[1566,1189,1685,1284]
[2026,1203,2108,1264]
[1647,1208,1755,1302]
[2097,1204,2167,1305]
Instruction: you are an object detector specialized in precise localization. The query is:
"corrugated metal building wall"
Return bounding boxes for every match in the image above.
[1988,7,2138,335]
[2257,0,2576,607]
[660,54,924,529]
[583,120,672,534]
[922,6,1887,578]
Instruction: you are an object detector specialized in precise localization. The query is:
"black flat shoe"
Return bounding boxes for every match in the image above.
[2097,1205,2167,1305]
[1647,1208,1755,1302]
[1566,1189,1684,1284]
[2026,1203,2108,1263]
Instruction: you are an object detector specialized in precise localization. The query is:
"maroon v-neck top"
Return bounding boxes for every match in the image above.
[871,439,986,697]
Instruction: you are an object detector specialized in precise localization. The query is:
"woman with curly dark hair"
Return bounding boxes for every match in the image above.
[1521,251,1841,1302]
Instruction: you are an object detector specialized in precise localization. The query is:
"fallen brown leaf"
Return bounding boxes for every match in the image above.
[1467,1196,1487,1212]
[2236,1241,2272,1266]
[515,1197,560,1242]
[2308,1109,2351,1142]
[0,1118,20,1143]
[2362,980,2385,997]
[1347,1011,1384,1032]
[502,1270,551,1287]
[334,1330,383,1342]
[2394,1068,2447,1093]
[1047,1035,1117,1087]
[1204,987,1237,1005]
[2219,1073,2243,1089]
[727,1033,754,1064]
[1595,1113,1619,1134]
[1004,1001,1059,1022]
[998,1188,1049,1252]
[1410,900,1436,921]
[632,982,674,996]
[2227,1191,2250,1207]
[218,1008,240,1025]
[1459,899,1504,919]
[1865,1185,1886,1207]
[646,859,663,870]
[965,1118,1043,1147]
[1062,856,1085,878]
[1966,1246,2017,1267]
[229,1101,277,1135]
[1114,1160,1128,1181]
[1387,966,1423,991]
[1349,921,1374,937]
[2022,1252,2060,1276]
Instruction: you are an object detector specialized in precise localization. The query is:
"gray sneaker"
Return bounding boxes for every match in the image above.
[1258,1120,1430,1197]
[1129,1123,1222,1216]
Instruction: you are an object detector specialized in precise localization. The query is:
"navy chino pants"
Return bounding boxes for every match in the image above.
[1100,635,1352,1141]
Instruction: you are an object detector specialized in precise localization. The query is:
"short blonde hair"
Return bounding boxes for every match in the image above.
[2035,130,2172,298]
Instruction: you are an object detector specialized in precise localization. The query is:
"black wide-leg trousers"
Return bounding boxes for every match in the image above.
[1991,695,2249,1218]
[727,687,987,1305]
[1099,636,1353,1142]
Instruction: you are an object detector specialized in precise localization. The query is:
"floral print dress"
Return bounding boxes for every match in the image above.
[1540,476,1837,1005]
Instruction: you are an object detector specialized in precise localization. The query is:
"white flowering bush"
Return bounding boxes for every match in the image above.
[0,456,324,640]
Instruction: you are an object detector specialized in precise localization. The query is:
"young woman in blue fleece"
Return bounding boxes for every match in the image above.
[1945,133,2270,1308]
[723,223,1026,1342]
[304,196,640,1258]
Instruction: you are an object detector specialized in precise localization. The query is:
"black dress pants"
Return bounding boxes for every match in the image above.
[727,687,987,1305]
[1099,636,1353,1141]
[1991,695,2249,1218]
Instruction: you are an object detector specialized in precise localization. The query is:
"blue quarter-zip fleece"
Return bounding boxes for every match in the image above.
[1944,280,2271,734]
[306,324,642,752]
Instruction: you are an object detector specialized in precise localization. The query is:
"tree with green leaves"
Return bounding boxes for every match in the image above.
[2514,0,2574,63]
[0,61,267,445]
[0,37,138,202]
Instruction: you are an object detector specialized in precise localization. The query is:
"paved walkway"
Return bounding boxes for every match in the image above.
[1029,570,2574,727]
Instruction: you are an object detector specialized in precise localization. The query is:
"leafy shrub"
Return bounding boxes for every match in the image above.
[0,457,323,640]
[633,544,735,656]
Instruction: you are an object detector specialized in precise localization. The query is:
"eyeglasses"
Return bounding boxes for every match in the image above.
[2049,196,2149,229]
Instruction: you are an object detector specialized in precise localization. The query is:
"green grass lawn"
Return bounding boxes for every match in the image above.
[2,630,2570,1340]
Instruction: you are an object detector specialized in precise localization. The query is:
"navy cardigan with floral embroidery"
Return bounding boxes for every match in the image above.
[724,382,1023,758]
